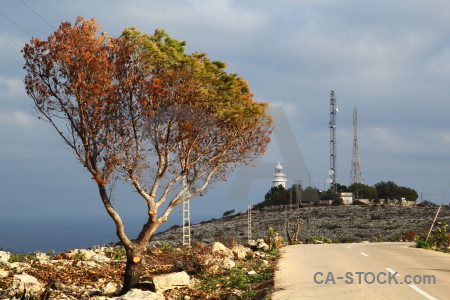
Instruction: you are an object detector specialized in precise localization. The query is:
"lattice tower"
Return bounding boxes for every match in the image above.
[350,107,364,184]
[329,90,337,192]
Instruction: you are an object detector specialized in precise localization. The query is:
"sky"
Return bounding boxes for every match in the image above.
[1,0,450,223]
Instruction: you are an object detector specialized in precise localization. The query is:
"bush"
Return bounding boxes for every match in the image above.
[404,230,417,242]
[353,200,367,205]
[222,209,236,217]
[331,198,344,206]
[414,235,430,248]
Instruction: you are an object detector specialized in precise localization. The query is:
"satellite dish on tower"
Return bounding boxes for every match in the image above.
[328,169,334,175]
[326,178,333,184]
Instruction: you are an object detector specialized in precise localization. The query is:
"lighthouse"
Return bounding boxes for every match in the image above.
[272,162,287,188]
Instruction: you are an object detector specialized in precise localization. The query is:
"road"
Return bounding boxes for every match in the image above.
[272,242,450,300]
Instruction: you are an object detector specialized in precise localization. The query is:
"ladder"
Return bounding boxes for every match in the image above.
[182,198,191,246]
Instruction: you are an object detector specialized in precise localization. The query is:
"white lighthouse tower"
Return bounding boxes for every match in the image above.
[272,162,287,188]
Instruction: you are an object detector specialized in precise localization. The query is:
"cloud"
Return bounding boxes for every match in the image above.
[363,126,450,159]
[0,110,34,128]
[0,77,25,96]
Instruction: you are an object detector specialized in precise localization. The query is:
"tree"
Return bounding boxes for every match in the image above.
[262,185,289,206]
[23,17,273,293]
[396,186,418,201]
[374,181,399,201]
[349,183,378,201]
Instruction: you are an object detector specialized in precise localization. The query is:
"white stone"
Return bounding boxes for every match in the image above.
[231,244,252,260]
[12,273,43,294]
[0,251,10,264]
[247,270,257,275]
[151,271,190,292]
[0,269,9,278]
[35,252,49,264]
[206,256,235,270]
[90,254,110,263]
[211,242,234,259]
[102,282,121,295]
[68,249,96,260]
[114,289,165,300]
[10,262,30,273]
[76,260,98,268]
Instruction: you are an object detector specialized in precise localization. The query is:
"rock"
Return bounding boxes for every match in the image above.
[35,252,50,264]
[102,282,121,295]
[231,244,252,260]
[67,249,96,260]
[203,255,235,273]
[150,271,190,292]
[11,273,43,295]
[114,289,165,300]
[76,260,98,268]
[0,269,9,278]
[0,251,10,264]
[248,239,269,251]
[83,289,101,297]
[90,254,110,263]
[247,270,257,275]
[211,242,234,259]
[10,262,30,273]
[260,259,269,267]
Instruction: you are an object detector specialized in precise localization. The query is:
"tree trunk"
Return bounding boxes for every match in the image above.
[120,246,145,295]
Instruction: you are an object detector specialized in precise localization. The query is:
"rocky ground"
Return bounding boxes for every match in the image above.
[153,205,450,245]
[1,205,449,299]
[0,239,276,299]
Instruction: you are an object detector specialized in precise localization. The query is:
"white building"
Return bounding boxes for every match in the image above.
[272,162,287,188]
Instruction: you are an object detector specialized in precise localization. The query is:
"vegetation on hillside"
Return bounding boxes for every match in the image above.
[256,180,419,208]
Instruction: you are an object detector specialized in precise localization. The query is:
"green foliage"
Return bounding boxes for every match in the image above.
[374,181,418,202]
[222,209,236,217]
[265,226,283,250]
[9,253,36,263]
[414,236,430,249]
[429,221,449,249]
[415,222,449,250]
[72,250,86,260]
[349,183,378,201]
[319,189,340,201]
[160,242,176,253]
[245,251,254,261]
[111,247,126,260]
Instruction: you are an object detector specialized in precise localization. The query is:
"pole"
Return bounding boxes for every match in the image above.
[425,181,450,243]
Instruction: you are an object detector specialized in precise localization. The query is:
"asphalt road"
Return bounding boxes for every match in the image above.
[272,242,450,300]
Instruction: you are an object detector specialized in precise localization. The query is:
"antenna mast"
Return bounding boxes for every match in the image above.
[328,90,337,193]
[350,107,363,184]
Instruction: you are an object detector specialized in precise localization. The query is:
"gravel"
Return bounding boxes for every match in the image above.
[151,205,450,245]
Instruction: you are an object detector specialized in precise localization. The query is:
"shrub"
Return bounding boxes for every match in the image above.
[404,230,417,242]
[222,209,236,217]
[429,221,449,249]
[414,235,430,249]
[331,198,344,206]
[353,200,367,205]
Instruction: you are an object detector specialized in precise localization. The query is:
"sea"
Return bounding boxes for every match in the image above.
[0,214,209,253]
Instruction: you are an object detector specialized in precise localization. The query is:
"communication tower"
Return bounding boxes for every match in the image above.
[328,90,338,192]
[350,107,364,184]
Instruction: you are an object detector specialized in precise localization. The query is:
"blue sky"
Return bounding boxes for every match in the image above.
[1,0,450,222]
